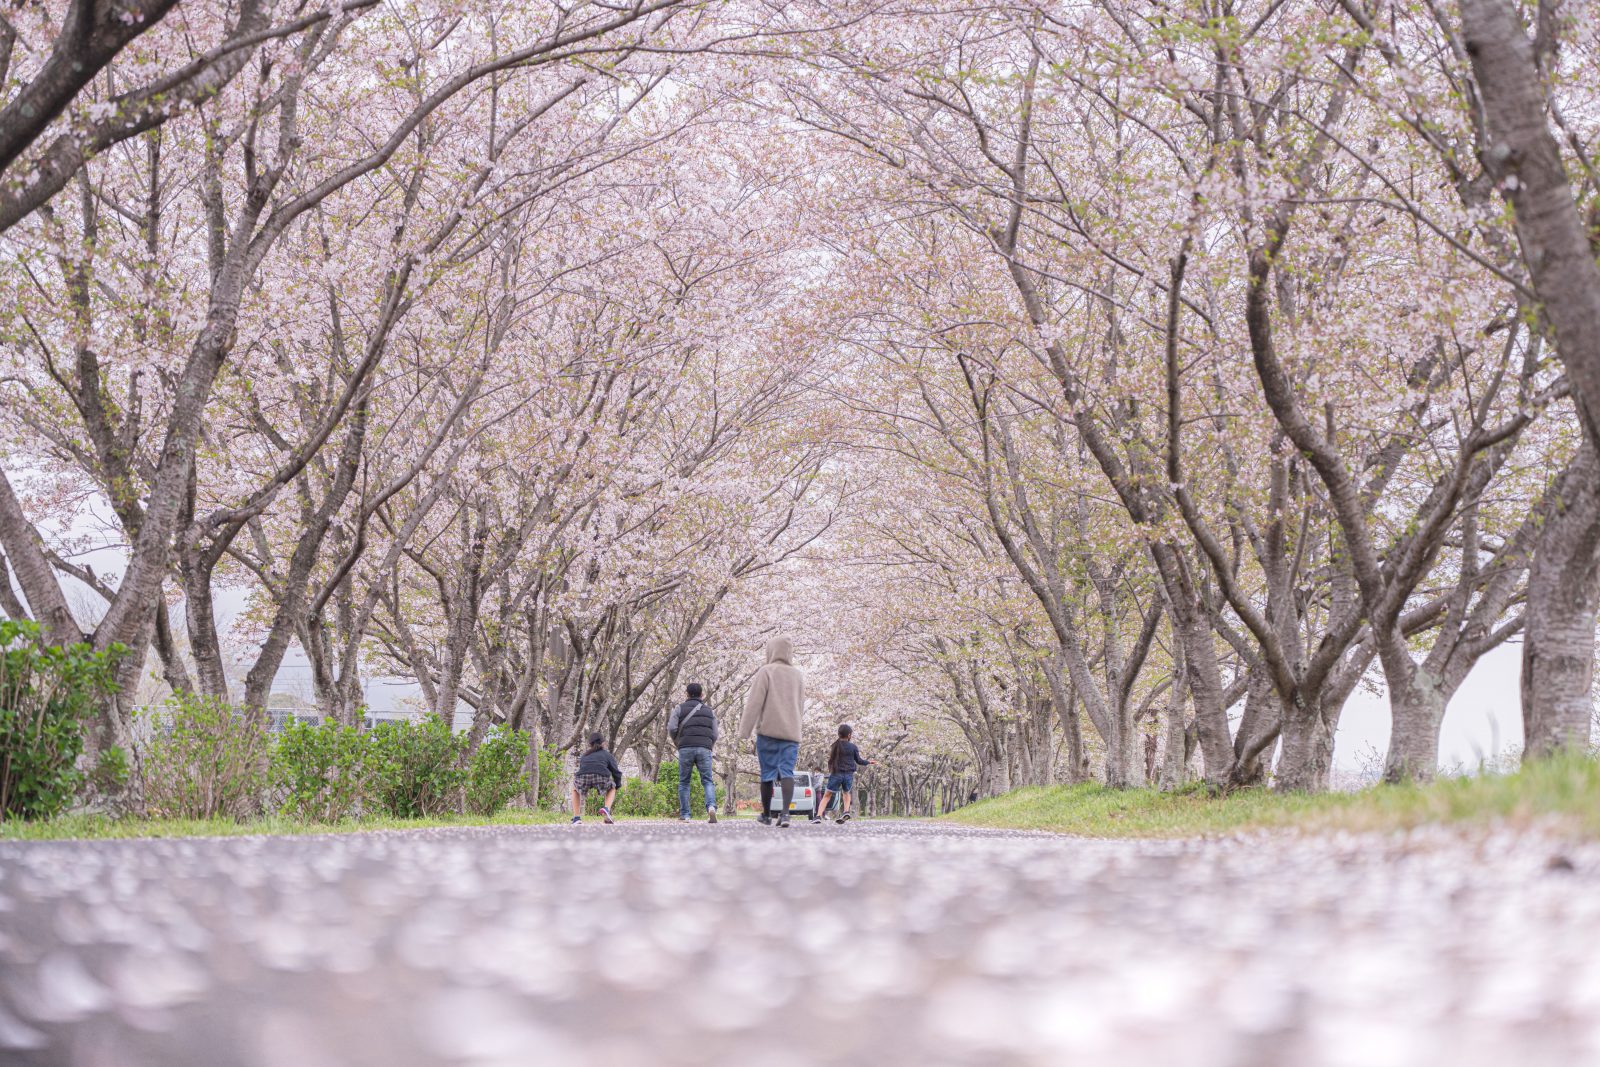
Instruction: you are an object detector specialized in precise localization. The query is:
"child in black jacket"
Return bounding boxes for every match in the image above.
[571,733,622,824]
[813,723,876,824]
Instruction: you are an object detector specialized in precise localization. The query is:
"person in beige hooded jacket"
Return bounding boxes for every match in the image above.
[738,636,805,826]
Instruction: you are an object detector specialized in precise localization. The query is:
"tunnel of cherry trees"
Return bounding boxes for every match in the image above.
[1,0,1598,812]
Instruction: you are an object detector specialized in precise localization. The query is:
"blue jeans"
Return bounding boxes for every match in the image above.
[677,746,716,817]
[755,734,798,782]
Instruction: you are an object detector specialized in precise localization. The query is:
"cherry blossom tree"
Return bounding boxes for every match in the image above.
[0,0,702,763]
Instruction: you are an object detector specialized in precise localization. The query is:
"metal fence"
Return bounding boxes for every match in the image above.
[133,703,414,736]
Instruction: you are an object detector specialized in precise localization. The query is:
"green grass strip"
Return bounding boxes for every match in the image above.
[0,809,571,841]
[945,752,1600,839]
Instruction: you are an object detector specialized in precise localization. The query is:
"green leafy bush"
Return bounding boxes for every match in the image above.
[605,777,654,815]
[607,761,679,816]
[466,727,529,816]
[272,719,368,822]
[534,744,565,810]
[0,619,120,820]
[86,745,132,816]
[141,694,269,820]
[657,759,686,813]
[367,716,465,817]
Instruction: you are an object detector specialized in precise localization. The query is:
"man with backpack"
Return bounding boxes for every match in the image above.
[667,682,719,823]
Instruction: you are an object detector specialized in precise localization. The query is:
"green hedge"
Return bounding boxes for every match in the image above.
[271,717,541,821]
[2,659,650,826]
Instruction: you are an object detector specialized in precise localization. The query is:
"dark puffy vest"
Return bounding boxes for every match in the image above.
[673,701,716,750]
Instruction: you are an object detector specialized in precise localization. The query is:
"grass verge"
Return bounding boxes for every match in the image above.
[0,809,572,842]
[945,751,1600,839]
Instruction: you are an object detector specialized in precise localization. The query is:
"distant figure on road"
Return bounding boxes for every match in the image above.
[738,636,804,828]
[814,723,875,824]
[571,733,621,825]
[810,764,832,820]
[668,682,719,824]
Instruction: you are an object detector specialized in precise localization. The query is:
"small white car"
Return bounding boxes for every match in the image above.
[767,772,822,817]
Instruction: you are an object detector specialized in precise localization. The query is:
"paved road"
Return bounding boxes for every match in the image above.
[1,819,1596,1066]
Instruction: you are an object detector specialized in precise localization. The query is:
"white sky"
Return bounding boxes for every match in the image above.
[1334,643,1523,773]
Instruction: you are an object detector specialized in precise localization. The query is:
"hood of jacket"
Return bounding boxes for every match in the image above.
[739,636,805,743]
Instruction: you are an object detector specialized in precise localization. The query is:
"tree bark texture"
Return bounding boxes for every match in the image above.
[1522,446,1600,756]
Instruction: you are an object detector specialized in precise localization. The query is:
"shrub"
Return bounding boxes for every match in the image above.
[608,761,680,817]
[272,719,368,822]
[367,716,465,817]
[606,777,658,816]
[534,744,565,810]
[0,620,120,820]
[140,694,269,819]
[466,727,529,816]
[86,745,132,816]
[657,759,686,812]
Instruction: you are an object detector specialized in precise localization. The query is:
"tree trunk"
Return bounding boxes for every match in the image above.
[1161,557,1236,786]
[525,713,543,809]
[1383,662,1447,782]
[1275,701,1334,792]
[181,550,231,702]
[1159,700,1190,790]
[1459,0,1600,759]
[1459,0,1600,444]
[721,754,737,816]
[1465,0,1600,758]
[242,407,367,719]
[1106,694,1140,788]
[434,509,487,724]
[992,748,1012,794]
[151,599,195,696]
[1044,660,1088,783]
[0,471,82,646]
[1231,664,1279,786]
[1522,447,1600,757]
